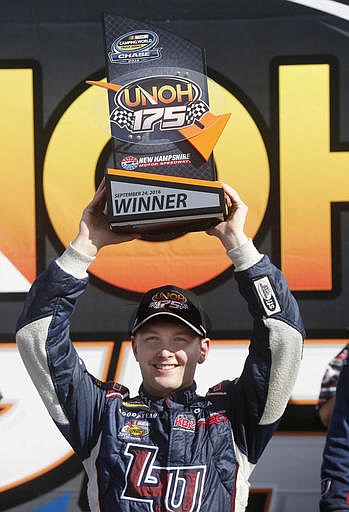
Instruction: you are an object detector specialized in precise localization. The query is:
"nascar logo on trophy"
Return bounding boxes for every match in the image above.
[87,14,231,237]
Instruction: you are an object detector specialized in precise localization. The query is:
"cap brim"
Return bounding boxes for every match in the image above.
[131,311,206,337]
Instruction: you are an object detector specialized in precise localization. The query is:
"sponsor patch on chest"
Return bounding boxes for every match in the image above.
[119,420,150,440]
[173,413,196,432]
[198,412,229,429]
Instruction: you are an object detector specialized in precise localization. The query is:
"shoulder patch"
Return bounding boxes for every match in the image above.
[253,276,281,316]
[207,380,230,396]
[106,381,130,400]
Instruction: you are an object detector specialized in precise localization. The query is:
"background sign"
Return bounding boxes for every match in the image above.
[1,1,349,511]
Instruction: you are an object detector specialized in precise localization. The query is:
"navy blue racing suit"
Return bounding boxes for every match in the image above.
[16,240,304,511]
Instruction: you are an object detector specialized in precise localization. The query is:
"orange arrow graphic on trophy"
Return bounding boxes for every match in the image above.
[86,79,122,92]
[178,111,231,161]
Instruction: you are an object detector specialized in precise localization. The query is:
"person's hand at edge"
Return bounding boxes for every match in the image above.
[206,183,249,251]
[71,178,138,257]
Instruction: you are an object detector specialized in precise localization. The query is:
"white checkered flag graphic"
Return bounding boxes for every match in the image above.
[185,100,209,125]
[110,108,135,130]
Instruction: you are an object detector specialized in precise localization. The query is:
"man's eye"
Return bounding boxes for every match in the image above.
[146,337,160,343]
[174,337,189,343]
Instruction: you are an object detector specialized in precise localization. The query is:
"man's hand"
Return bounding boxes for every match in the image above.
[206,183,249,251]
[71,178,138,257]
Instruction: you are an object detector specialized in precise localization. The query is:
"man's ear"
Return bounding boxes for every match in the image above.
[198,337,210,364]
[131,336,139,361]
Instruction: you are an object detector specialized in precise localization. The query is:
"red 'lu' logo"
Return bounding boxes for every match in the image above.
[122,444,205,511]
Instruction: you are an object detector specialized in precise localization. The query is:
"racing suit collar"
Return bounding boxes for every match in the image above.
[138,382,198,406]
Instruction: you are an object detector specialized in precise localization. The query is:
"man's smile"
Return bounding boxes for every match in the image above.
[153,363,179,371]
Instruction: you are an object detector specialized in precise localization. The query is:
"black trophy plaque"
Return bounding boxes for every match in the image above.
[88,14,230,235]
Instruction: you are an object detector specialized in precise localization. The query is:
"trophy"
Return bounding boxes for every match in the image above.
[88,14,230,236]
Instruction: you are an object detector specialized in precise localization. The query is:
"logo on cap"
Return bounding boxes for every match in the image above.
[150,290,189,311]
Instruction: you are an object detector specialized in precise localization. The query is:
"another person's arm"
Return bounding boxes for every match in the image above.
[316,344,349,427]
[320,360,349,511]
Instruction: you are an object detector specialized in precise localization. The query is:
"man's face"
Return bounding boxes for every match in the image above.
[131,317,210,397]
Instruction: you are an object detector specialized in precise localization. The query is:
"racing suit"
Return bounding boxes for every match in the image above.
[320,353,349,511]
[16,240,304,511]
[317,344,349,411]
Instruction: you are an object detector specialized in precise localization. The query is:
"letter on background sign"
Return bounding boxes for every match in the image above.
[0,68,36,292]
[0,342,113,492]
[279,64,349,290]
[43,78,270,292]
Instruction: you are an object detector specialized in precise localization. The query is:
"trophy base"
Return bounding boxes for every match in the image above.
[105,168,226,237]
[109,213,223,236]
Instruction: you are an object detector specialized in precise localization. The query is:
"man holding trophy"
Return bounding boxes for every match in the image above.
[16,177,304,511]
[16,14,304,512]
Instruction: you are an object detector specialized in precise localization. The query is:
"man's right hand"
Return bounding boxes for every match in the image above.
[71,178,138,257]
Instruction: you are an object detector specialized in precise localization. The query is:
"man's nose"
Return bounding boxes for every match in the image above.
[157,346,173,357]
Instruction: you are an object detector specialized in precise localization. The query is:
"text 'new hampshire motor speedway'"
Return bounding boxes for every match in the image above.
[138,153,190,164]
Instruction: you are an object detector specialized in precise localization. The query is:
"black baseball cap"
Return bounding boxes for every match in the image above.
[129,284,209,337]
